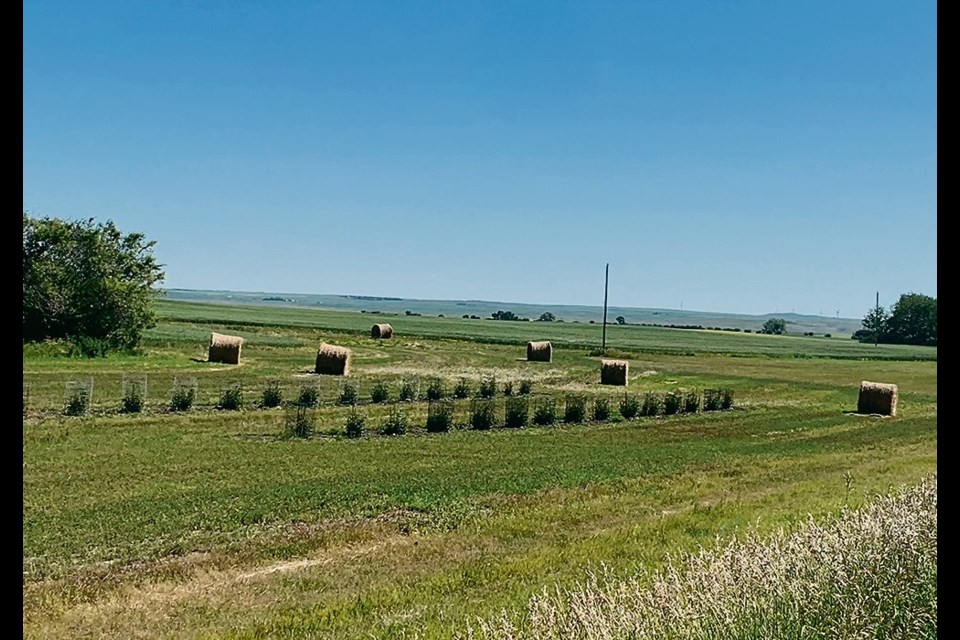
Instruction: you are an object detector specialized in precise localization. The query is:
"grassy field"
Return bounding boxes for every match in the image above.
[22,300,937,638]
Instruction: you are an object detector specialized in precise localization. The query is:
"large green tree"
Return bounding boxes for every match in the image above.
[23,213,165,352]
[885,292,936,346]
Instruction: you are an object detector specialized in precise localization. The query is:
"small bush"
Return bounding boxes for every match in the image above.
[426,400,454,433]
[619,393,640,419]
[370,380,390,404]
[682,389,701,413]
[825,333,832,338]
[641,392,663,416]
[68,335,111,358]
[663,391,682,415]
[453,377,471,399]
[518,379,533,395]
[502,381,514,397]
[399,378,419,402]
[720,388,734,410]
[171,385,196,412]
[121,378,147,414]
[298,383,320,408]
[338,380,359,406]
[425,377,445,401]
[382,407,407,436]
[478,375,497,399]
[704,389,723,411]
[504,396,528,428]
[217,384,243,411]
[261,381,283,408]
[286,404,314,439]
[564,394,587,424]
[470,399,496,430]
[345,408,365,438]
[64,388,90,416]
[533,397,558,426]
[592,397,612,422]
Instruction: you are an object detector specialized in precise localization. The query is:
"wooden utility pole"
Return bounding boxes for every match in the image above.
[601,263,609,353]
[875,291,879,347]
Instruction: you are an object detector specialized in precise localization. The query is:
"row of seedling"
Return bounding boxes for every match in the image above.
[41,374,538,417]
[285,388,735,439]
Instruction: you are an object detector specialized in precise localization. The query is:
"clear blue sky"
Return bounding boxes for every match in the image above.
[23,0,936,317]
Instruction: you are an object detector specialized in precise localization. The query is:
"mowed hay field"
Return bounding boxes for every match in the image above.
[22,300,937,639]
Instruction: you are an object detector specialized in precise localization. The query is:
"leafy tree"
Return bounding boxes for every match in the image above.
[491,310,527,321]
[760,318,787,335]
[23,213,165,352]
[885,293,936,346]
[857,305,890,345]
[538,312,556,322]
[615,316,626,325]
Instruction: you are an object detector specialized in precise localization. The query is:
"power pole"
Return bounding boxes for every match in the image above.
[601,263,609,353]
[875,291,879,347]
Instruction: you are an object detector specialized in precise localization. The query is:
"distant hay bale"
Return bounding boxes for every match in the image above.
[371,323,394,339]
[315,343,351,376]
[527,341,553,362]
[208,332,243,365]
[857,381,898,416]
[600,359,629,386]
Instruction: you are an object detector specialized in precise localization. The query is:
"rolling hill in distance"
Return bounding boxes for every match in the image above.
[164,289,864,337]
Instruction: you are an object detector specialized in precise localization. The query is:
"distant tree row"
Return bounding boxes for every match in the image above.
[853,293,936,346]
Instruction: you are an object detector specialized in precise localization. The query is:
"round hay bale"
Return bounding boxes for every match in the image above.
[371,323,394,339]
[857,380,898,416]
[527,341,553,362]
[600,359,629,386]
[208,332,243,365]
[315,343,351,376]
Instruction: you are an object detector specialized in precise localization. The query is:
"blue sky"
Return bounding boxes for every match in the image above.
[23,1,936,316]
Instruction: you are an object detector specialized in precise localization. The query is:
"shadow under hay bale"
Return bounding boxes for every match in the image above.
[371,323,394,339]
[527,341,553,362]
[315,343,351,376]
[600,359,629,386]
[857,381,898,416]
[209,332,243,364]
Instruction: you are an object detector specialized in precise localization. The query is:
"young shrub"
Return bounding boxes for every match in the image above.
[619,393,640,419]
[64,387,91,416]
[720,388,735,410]
[344,408,365,438]
[592,397,612,422]
[381,406,407,436]
[121,375,147,414]
[518,379,534,395]
[641,392,663,417]
[425,377,445,401]
[533,397,558,426]
[370,380,390,404]
[478,375,497,399]
[426,400,454,433]
[504,396,528,428]
[470,398,496,430]
[453,377,472,399]
[171,378,197,412]
[338,379,359,406]
[285,404,315,439]
[564,394,587,424]
[663,391,682,415]
[682,389,701,414]
[261,381,283,408]
[217,383,243,411]
[502,381,514,397]
[399,377,418,402]
[297,382,321,408]
[703,388,723,411]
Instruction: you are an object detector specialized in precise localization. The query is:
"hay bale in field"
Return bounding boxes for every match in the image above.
[600,359,629,386]
[857,381,898,416]
[527,341,553,362]
[208,332,243,364]
[315,343,351,376]
[371,323,394,339]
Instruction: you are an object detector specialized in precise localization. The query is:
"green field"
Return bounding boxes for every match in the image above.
[22,299,937,639]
